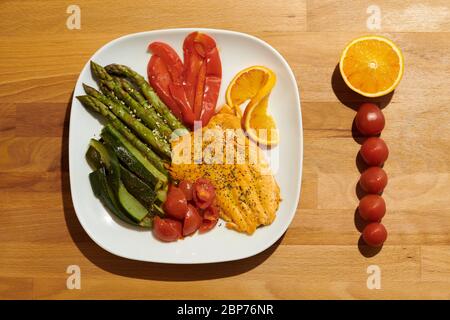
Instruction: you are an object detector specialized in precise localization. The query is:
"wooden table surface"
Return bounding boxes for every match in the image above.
[1,0,450,300]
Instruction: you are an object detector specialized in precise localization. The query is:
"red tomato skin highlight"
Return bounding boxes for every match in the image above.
[183,204,202,236]
[193,178,216,209]
[360,137,389,166]
[359,167,388,194]
[153,216,182,242]
[179,180,194,201]
[362,222,388,247]
[163,185,188,220]
[199,205,219,233]
[355,103,385,136]
[358,194,386,222]
[199,219,218,233]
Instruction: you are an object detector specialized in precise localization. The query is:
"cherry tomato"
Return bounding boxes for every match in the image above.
[199,205,219,233]
[358,194,386,222]
[355,103,385,136]
[362,222,387,247]
[153,216,182,242]
[163,185,188,220]
[360,167,388,194]
[193,178,216,209]
[179,180,194,201]
[360,137,389,166]
[183,204,202,236]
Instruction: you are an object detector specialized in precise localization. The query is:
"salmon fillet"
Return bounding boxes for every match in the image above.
[170,110,281,234]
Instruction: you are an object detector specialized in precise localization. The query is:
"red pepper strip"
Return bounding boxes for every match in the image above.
[183,32,222,126]
[148,42,184,85]
[148,41,195,125]
[147,55,183,120]
[201,76,221,125]
[183,32,203,108]
[169,83,195,126]
[193,62,206,120]
[193,33,217,57]
[199,47,222,125]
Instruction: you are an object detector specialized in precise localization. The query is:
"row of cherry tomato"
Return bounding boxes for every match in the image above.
[355,103,389,247]
[153,178,219,242]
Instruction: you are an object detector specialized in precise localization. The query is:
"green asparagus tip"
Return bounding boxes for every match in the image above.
[77,95,89,105]
[76,95,89,102]
[90,61,97,74]
[82,83,95,93]
[90,61,109,81]
[77,95,99,112]
[90,60,100,69]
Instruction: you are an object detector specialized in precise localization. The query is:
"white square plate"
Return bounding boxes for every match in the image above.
[69,28,303,263]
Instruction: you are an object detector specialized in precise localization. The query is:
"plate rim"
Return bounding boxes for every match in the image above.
[68,28,303,264]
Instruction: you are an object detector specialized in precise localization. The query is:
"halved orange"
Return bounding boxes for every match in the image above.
[339,35,404,97]
[225,66,279,146]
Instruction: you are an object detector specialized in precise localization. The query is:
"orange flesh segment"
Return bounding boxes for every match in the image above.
[247,96,278,143]
[226,66,278,146]
[341,37,403,96]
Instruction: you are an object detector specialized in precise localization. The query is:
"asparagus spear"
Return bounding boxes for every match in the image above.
[91,62,167,140]
[90,62,172,159]
[78,92,170,161]
[118,78,148,108]
[104,63,187,132]
[85,82,167,143]
[117,77,173,140]
[78,92,169,175]
[97,82,171,149]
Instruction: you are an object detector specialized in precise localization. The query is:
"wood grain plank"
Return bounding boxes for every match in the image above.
[0,137,63,172]
[0,104,15,137]
[16,103,69,137]
[287,209,450,245]
[32,278,450,299]
[307,0,450,32]
[0,277,33,300]
[422,246,450,281]
[261,32,450,103]
[3,32,450,105]
[298,172,318,209]
[0,0,307,36]
[303,100,450,153]
[0,243,420,282]
[318,173,450,210]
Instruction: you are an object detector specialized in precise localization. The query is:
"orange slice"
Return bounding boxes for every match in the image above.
[225,66,279,146]
[339,35,404,97]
